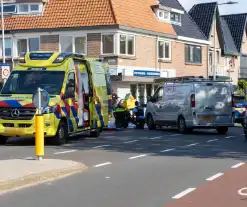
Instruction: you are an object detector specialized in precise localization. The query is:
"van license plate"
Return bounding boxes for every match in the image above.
[200,116,212,121]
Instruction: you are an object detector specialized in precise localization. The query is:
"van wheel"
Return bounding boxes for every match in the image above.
[147,115,156,130]
[216,127,228,135]
[178,116,188,134]
[52,120,68,145]
[0,136,8,145]
[90,128,101,137]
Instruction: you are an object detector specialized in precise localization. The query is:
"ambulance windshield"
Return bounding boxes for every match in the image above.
[1,71,65,95]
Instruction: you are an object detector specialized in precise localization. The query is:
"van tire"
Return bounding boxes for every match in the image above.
[0,136,8,145]
[178,116,188,134]
[216,126,228,135]
[147,114,156,130]
[52,120,68,145]
[90,128,101,137]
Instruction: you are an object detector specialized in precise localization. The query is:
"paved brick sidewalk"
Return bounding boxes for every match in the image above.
[165,163,247,207]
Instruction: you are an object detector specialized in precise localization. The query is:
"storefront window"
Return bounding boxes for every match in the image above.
[146,84,152,101]
[138,84,145,105]
[130,84,137,99]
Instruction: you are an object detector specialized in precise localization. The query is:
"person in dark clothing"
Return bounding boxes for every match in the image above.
[112,89,119,107]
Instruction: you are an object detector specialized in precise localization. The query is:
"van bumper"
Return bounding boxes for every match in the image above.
[0,115,58,137]
[188,123,235,128]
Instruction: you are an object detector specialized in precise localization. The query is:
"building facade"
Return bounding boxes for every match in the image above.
[0,0,209,103]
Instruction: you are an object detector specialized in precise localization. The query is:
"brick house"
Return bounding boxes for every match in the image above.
[0,0,209,103]
[189,2,247,85]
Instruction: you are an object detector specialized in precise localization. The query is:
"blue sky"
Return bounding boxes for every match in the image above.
[179,0,245,14]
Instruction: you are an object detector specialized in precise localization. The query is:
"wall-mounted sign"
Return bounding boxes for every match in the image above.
[0,63,10,79]
[133,70,160,77]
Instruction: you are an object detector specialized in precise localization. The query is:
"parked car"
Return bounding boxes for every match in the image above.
[145,77,234,134]
[233,94,247,126]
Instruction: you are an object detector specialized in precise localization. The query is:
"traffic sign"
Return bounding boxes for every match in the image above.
[32,88,50,111]
[1,65,10,79]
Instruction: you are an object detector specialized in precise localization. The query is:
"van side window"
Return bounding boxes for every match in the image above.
[153,87,163,102]
[65,72,75,98]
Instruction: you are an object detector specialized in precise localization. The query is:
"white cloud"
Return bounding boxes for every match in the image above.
[179,0,245,15]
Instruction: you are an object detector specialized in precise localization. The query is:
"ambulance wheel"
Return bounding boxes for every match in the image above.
[0,136,8,145]
[216,126,228,135]
[90,128,101,137]
[52,120,68,145]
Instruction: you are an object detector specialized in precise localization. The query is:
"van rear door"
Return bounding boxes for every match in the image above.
[194,82,233,125]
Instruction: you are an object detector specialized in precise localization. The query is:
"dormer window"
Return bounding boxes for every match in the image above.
[17,3,43,14]
[0,5,17,14]
[157,10,170,21]
[170,12,181,23]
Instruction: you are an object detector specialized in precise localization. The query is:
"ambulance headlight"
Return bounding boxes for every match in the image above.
[43,104,58,114]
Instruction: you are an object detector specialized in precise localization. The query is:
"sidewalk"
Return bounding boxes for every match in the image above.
[0,158,87,195]
[164,163,247,207]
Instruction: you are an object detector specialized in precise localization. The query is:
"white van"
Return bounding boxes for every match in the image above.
[145,77,234,134]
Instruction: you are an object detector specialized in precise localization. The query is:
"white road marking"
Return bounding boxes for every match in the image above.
[54,150,77,155]
[105,177,111,179]
[225,136,235,139]
[185,143,198,147]
[94,162,112,168]
[124,140,139,143]
[128,154,147,160]
[238,187,247,196]
[206,173,224,181]
[241,134,245,136]
[150,136,162,140]
[160,148,175,152]
[206,139,218,143]
[171,134,181,136]
[208,129,215,132]
[92,145,111,149]
[231,162,245,169]
[172,188,196,199]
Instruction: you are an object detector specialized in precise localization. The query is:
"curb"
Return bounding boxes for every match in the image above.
[0,163,88,195]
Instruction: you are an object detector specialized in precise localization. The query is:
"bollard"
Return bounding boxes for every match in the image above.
[35,88,44,161]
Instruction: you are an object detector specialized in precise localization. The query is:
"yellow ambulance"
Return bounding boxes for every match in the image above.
[0,52,110,145]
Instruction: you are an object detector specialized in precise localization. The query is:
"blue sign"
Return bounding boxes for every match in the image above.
[133,70,160,77]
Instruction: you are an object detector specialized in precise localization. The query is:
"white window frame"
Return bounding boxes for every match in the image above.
[17,3,42,14]
[15,37,40,57]
[101,33,116,55]
[156,9,170,22]
[170,12,181,25]
[59,35,87,55]
[0,37,13,57]
[157,39,172,61]
[119,33,135,56]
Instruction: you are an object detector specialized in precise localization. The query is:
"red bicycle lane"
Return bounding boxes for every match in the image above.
[164,163,247,207]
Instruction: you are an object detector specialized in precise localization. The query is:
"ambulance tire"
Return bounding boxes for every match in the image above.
[52,120,68,145]
[0,136,8,145]
[90,128,101,137]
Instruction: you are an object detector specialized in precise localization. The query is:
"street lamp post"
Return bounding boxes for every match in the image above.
[1,0,5,64]
[213,1,238,80]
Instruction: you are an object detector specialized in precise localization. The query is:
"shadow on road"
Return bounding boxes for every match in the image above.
[4,127,247,161]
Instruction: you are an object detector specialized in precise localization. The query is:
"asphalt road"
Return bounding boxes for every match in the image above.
[0,126,247,207]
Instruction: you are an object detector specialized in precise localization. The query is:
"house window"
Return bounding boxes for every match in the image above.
[170,12,181,23]
[102,34,114,54]
[185,44,202,63]
[17,4,41,13]
[17,37,40,56]
[1,5,17,14]
[158,40,171,60]
[157,10,170,21]
[75,36,86,54]
[0,38,13,56]
[216,50,220,64]
[60,36,73,52]
[119,34,134,55]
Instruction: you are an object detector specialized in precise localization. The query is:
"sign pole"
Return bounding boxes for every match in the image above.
[35,88,44,160]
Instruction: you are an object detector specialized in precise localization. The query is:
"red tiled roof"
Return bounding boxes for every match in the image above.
[2,0,176,36]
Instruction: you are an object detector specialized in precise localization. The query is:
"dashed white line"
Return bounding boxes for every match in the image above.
[225,136,235,139]
[241,134,245,136]
[150,136,162,140]
[172,188,196,199]
[171,134,181,137]
[206,139,218,143]
[160,148,175,153]
[54,150,77,155]
[231,162,245,169]
[206,173,224,181]
[185,143,199,147]
[94,162,112,168]
[128,154,147,160]
[92,144,111,149]
[124,140,139,143]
